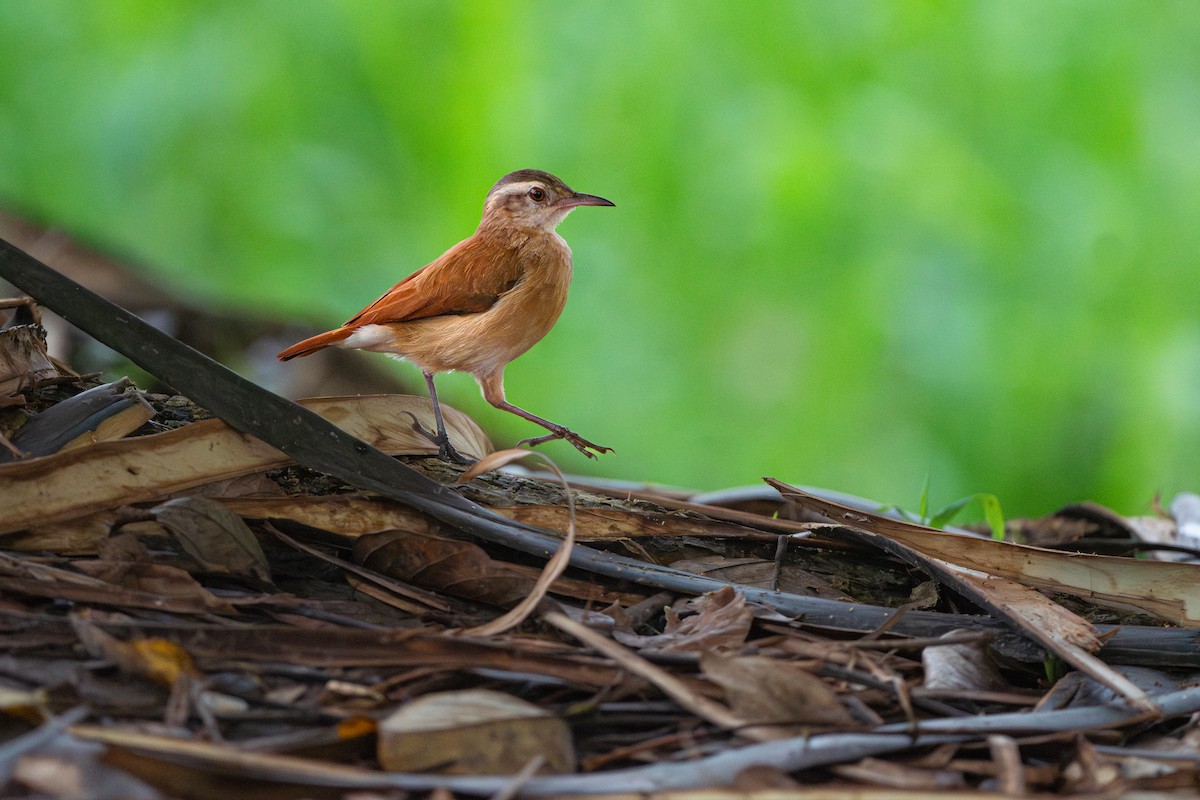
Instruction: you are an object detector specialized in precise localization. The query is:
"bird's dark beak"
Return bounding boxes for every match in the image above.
[559,192,615,208]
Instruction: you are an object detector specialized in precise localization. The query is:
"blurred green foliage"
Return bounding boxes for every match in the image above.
[1,1,1198,517]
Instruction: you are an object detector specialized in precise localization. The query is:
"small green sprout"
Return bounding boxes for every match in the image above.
[916,475,1006,540]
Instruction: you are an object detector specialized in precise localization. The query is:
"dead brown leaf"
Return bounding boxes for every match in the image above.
[354,530,535,607]
[922,629,1009,692]
[151,496,272,583]
[701,652,858,738]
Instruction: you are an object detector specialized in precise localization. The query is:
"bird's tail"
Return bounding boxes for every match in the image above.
[277,328,353,361]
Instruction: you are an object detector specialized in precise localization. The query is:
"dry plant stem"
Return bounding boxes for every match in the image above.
[564,478,821,534]
[1091,744,1200,764]
[771,533,787,590]
[763,624,992,652]
[581,728,710,772]
[541,609,753,736]
[487,755,544,800]
[862,600,916,639]
[459,450,577,637]
[0,430,22,458]
[815,663,968,719]
[916,688,1039,706]
[987,734,1026,795]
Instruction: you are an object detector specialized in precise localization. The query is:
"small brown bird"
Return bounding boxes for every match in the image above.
[278,169,615,462]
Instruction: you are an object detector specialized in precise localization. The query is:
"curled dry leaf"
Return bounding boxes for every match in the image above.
[613,586,753,653]
[97,531,154,562]
[907,579,941,609]
[0,323,57,396]
[662,586,754,651]
[701,652,858,737]
[151,496,272,583]
[457,447,538,483]
[461,451,576,637]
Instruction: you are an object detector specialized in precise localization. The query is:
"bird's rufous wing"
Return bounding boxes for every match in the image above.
[344,236,524,327]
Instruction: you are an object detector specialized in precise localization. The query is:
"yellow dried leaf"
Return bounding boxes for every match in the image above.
[130,638,202,686]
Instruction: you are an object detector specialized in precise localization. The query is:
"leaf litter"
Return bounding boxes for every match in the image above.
[1,285,1200,798]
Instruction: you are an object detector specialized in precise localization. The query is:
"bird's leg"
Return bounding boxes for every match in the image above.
[507,405,613,458]
[477,369,612,459]
[410,370,472,464]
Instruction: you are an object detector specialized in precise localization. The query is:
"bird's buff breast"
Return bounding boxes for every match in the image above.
[348,266,571,376]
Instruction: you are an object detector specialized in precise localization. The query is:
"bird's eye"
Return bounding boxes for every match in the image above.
[528,186,546,202]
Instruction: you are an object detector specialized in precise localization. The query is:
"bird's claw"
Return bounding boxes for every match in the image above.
[518,428,613,459]
[402,412,474,464]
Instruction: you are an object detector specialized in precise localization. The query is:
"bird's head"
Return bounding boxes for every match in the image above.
[480,169,614,232]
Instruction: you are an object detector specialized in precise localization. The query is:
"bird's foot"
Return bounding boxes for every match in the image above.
[403,412,474,464]
[518,427,613,459]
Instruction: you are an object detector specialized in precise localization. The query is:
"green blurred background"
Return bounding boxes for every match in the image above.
[1,1,1197,518]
